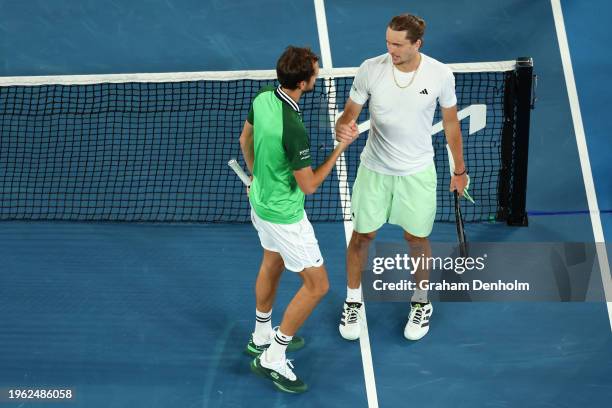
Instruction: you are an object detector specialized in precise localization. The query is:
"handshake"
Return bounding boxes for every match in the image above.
[335,120,360,145]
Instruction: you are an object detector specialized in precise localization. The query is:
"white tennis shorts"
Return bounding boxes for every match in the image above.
[250,209,324,272]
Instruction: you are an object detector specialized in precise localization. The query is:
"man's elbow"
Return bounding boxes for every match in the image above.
[239,128,252,147]
[444,122,461,136]
[300,184,317,195]
[239,133,248,148]
[443,117,460,129]
[297,179,317,195]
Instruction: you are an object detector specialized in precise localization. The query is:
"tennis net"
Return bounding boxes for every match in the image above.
[0,59,533,224]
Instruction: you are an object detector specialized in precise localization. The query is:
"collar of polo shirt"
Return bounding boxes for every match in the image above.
[274,86,300,113]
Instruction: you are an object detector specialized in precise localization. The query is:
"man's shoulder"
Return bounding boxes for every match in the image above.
[282,104,305,126]
[421,53,453,77]
[254,85,276,99]
[360,53,390,71]
[281,104,307,139]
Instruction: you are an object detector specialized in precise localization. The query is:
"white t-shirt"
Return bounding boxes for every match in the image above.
[349,53,457,176]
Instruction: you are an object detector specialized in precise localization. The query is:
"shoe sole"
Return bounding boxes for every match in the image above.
[403,333,428,341]
[403,326,430,341]
[338,325,360,341]
[250,359,308,394]
[244,344,262,357]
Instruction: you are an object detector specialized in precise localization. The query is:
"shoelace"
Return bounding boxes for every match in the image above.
[277,358,296,381]
[345,303,361,324]
[411,306,424,325]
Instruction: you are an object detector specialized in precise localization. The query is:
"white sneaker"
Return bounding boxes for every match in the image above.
[339,301,363,340]
[252,350,308,393]
[403,302,433,341]
[259,351,297,381]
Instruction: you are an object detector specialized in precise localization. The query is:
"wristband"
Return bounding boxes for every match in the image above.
[453,168,467,176]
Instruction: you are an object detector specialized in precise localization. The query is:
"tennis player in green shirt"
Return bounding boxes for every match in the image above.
[239,46,358,393]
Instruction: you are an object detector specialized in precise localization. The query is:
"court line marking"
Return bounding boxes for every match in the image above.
[551,0,612,331]
[314,1,380,407]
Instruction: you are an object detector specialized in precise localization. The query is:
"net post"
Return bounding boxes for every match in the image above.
[508,57,533,226]
[497,70,516,222]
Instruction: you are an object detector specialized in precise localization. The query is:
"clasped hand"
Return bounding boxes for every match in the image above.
[335,120,359,145]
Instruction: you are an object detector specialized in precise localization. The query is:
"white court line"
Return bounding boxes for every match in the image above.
[551,0,612,331]
[314,0,380,406]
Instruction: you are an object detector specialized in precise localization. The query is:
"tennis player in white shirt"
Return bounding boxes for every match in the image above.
[335,14,468,341]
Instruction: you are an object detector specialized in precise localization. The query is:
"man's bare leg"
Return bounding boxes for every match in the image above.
[403,230,433,341]
[277,265,329,336]
[265,265,329,362]
[255,249,285,313]
[249,250,285,345]
[339,230,377,340]
[346,230,377,292]
[403,231,432,300]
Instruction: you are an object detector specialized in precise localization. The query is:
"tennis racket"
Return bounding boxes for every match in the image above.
[227,158,251,187]
[446,145,469,257]
[454,191,468,257]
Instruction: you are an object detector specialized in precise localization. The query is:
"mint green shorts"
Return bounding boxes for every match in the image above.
[351,164,437,237]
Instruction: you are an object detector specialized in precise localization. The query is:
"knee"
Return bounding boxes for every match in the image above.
[351,231,377,249]
[314,277,330,298]
[403,231,428,250]
[304,275,329,299]
[262,257,284,273]
[403,231,427,243]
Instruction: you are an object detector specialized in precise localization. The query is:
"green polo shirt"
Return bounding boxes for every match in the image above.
[247,86,312,224]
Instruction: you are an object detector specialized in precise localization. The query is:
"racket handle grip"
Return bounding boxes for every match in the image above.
[228,159,252,187]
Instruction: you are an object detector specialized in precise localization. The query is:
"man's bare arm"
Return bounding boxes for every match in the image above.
[442,106,464,171]
[442,105,468,195]
[293,142,348,195]
[335,98,363,143]
[238,120,255,174]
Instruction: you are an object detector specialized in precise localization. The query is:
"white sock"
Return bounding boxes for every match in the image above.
[253,309,272,345]
[411,288,428,304]
[346,285,362,303]
[265,329,292,362]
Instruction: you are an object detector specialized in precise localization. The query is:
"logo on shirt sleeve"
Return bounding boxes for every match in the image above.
[299,149,311,161]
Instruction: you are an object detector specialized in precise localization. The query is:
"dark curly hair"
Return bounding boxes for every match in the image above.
[276,46,320,90]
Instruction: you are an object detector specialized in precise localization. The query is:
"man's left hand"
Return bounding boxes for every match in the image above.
[450,173,468,197]
[246,176,253,196]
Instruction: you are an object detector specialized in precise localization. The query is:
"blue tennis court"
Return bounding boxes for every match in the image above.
[0,1,610,407]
